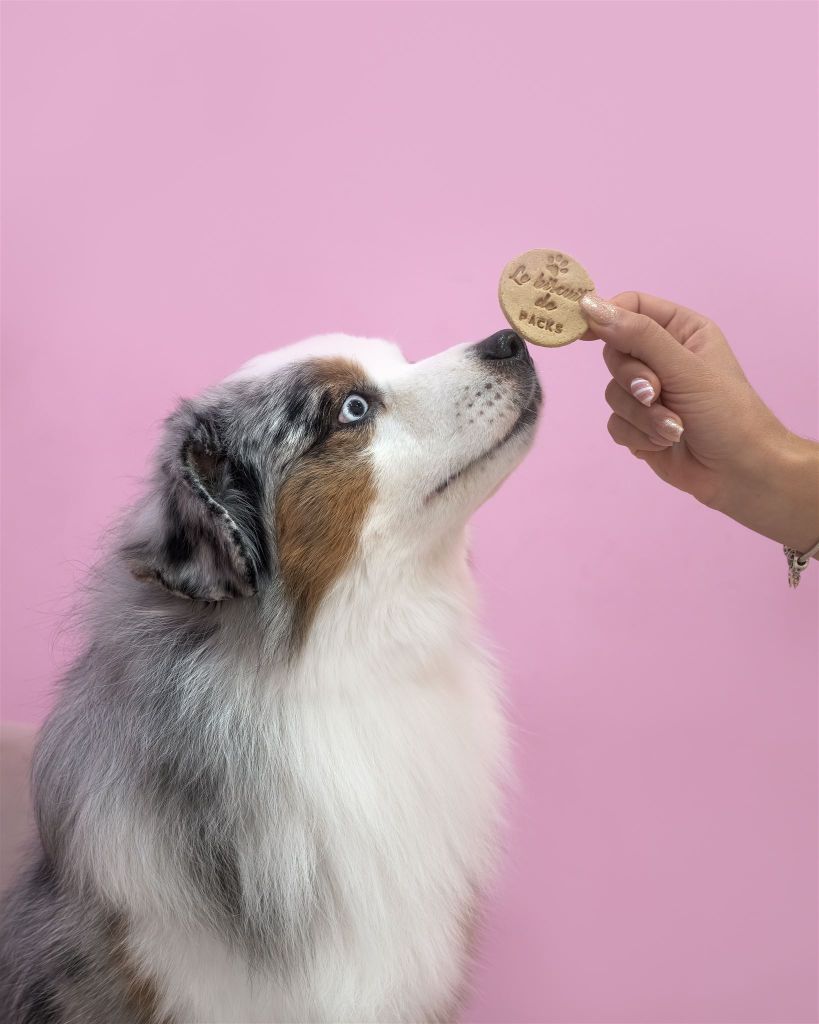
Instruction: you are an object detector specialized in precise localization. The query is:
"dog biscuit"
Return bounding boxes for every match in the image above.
[498,249,595,347]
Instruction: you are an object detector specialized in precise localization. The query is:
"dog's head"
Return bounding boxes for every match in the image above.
[125,331,541,639]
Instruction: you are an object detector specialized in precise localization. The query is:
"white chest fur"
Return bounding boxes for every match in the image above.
[140,571,508,1024]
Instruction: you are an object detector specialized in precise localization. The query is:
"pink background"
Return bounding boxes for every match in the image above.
[2,2,817,1021]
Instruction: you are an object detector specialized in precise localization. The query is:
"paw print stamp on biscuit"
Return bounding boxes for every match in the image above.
[546,253,570,276]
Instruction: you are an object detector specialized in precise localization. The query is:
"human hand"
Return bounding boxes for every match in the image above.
[580,291,819,554]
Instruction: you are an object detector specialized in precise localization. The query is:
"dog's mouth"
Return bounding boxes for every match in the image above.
[426,381,541,502]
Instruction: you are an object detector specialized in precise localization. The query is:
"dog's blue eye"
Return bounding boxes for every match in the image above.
[339,394,369,424]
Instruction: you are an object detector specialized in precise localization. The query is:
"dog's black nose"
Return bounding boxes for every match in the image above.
[474,330,530,362]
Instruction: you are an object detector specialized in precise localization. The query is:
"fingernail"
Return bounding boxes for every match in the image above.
[630,378,656,406]
[656,416,684,443]
[580,293,618,324]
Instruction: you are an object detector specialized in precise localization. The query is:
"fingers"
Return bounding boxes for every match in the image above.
[607,414,667,453]
[604,379,684,446]
[580,292,698,380]
[605,291,708,344]
[602,345,660,406]
[608,416,670,481]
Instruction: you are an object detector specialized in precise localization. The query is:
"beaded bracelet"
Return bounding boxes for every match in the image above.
[784,538,819,588]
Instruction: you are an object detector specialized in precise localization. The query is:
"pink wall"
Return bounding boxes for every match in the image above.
[2,2,816,1020]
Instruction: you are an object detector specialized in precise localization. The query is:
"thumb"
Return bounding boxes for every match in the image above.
[580,292,695,380]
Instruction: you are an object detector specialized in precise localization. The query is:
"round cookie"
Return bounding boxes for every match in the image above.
[498,249,595,347]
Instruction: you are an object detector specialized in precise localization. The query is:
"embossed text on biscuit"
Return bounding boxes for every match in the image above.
[518,309,564,333]
[509,265,531,286]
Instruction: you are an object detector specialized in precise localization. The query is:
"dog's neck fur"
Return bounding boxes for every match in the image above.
[30,532,505,1022]
[118,535,507,1022]
[289,529,474,682]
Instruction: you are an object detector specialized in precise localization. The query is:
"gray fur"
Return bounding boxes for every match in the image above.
[0,363,351,1023]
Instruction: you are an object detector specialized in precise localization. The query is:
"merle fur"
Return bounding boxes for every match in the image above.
[0,364,359,1023]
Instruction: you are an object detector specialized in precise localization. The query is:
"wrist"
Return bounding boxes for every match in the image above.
[710,429,819,553]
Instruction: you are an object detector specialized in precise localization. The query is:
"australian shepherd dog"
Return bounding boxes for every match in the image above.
[0,329,540,1023]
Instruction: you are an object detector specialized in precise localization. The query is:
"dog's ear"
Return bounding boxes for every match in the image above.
[124,404,269,601]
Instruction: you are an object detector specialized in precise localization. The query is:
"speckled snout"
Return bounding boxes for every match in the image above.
[455,330,539,432]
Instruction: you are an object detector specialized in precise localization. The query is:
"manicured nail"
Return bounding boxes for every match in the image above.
[656,416,684,443]
[630,378,656,406]
[580,293,618,324]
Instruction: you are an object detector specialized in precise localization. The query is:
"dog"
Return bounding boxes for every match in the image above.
[0,329,541,1023]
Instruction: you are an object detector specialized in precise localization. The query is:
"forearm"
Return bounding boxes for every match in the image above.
[712,432,819,555]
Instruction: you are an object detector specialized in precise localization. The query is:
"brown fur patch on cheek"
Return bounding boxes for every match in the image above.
[277,430,375,640]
